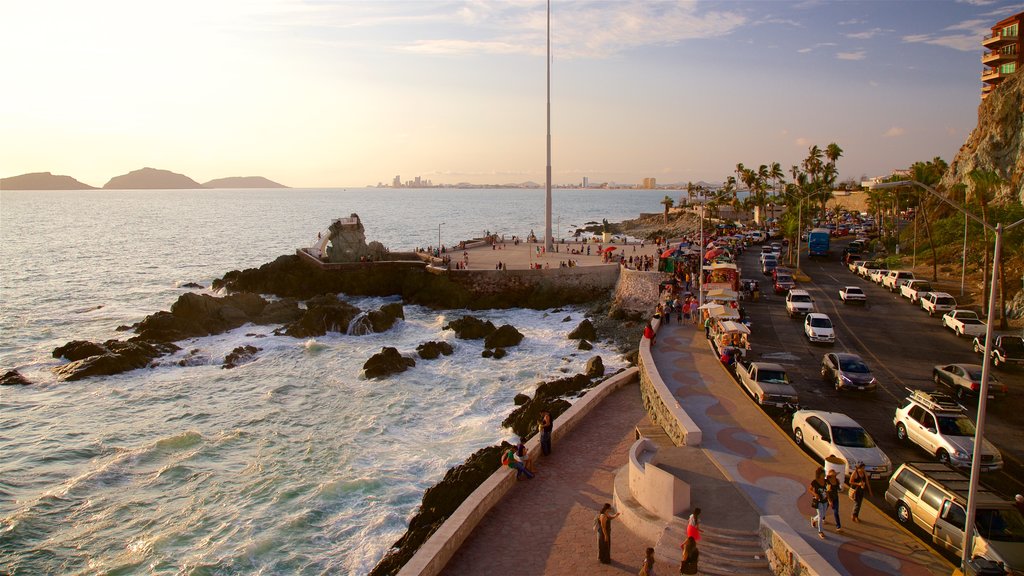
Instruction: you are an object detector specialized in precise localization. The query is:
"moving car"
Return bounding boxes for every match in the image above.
[821,352,878,392]
[942,309,987,337]
[804,313,835,344]
[785,289,815,317]
[932,363,1007,402]
[839,286,867,304]
[973,333,1024,368]
[774,272,795,295]
[792,410,891,479]
[893,389,1002,471]
[920,292,957,317]
[884,462,1024,572]
[734,361,799,408]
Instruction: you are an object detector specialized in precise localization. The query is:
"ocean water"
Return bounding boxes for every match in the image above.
[0,187,665,575]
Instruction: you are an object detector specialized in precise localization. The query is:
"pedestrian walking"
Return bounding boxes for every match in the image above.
[825,468,843,532]
[849,461,871,523]
[639,546,655,576]
[686,507,701,540]
[679,536,699,575]
[539,411,553,456]
[596,503,620,564]
[809,467,829,539]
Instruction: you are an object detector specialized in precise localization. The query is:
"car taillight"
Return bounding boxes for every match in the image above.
[971,382,979,391]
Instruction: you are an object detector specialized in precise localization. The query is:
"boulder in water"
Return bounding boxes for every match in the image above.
[444,316,496,339]
[1,369,32,386]
[483,324,524,349]
[481,349,494,358]
[513,393,530,406]
[416,341,454,360]
[363,347,415,379]
[585,355,605,378]
[491,347,507,359]
[53,340,107,361]
[52,340,179,381]
[279,296,361,338]
[369,302,405,333]
[567,319,596,341]
[578,339,593,351]
[223,345,261,369]
[180,282,204,289]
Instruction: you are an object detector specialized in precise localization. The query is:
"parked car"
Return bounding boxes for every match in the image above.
[972,333,1024,368]
[820,352,877,391]
[884,462,1024,572]
[942,309,987,337]
[932,363,1008,402]
[882,270,916,292]
[900,279,934,304]
[804,313,835,344]
[792,410,891,479]
[734,361,799,408]
[848,259,866,273]
[855,260,882,278]
[920,292,958,317]
[785,289,815,317]
[839,286,867,304]
[893,389,1003,470]
[869,268,890,285]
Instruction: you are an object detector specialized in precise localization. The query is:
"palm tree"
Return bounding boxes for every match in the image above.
[909,158,946,282]
[769,162,785,200]
[661,195,675,224]
[686,181,696,205]
[968,169,1008,327]
[825,143,843,167]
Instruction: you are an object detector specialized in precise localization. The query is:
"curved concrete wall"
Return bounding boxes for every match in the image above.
[637,318,703,446]
[398,367,640,576]
[628,438,690,521]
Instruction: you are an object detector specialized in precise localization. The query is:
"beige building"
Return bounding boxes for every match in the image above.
[982,11,1022,99]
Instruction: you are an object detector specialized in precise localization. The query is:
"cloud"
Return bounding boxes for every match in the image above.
[797,47,812,53]
[795,137,811,147]
[844,28,890,40]
[796,41,837,53]
[883,127,906,138]
[838,18,866,26]
[836,50,866,60]
[956,0,999,5]
[902,15,998,52]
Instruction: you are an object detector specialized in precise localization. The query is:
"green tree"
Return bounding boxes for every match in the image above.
[661,195,675,224]
[968,169,1008,327]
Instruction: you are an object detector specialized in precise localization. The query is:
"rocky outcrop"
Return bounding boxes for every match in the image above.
[179,282,204,289]
[278,295,361,338]
[585,355,605,378]
[444,316,496,339]
[501,373,595,438]
[368,303,405,332]
[52,340,180,381]
[578,339,593,351]
[940,71,1023,203]
[53,340,107,361]
[369,444,507,576]
[363,347,416,379]
[416,341,454,360]
[1,370,32,385]
[223,345,261,369]
[0,172,96,190]
[567,319,596,341]
[103,167,202,189]
[134,292,301,342]
[483,324,524,349]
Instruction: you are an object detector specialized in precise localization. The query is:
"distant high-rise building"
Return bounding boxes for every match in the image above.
[641,177,657,189]
[981,11,1022,99]
[414,176,421,187]
[393,175,402,188]
[582,176,589,188]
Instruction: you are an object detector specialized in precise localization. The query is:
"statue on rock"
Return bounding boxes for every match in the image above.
[326,214,386,263]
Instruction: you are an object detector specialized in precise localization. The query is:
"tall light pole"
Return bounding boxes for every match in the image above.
[543,0,553,252]
[961,214,968,296]
[872,180,1024,571]
[698,203,705,306]
[438,222,445,254]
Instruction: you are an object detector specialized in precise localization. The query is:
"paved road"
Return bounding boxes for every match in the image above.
[734,238,1024,557]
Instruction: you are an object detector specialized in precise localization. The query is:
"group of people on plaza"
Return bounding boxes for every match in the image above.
[808,462,874,540]
[598,504,703,574]
[501,411,553,481]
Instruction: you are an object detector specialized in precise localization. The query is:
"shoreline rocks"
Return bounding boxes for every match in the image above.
[223,345,261,369]
[416,341,454,360]
[1,370,32,386]
[363,347,416,379]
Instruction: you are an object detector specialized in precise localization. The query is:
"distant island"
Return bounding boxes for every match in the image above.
[203,176,287,188]
[1,167,288,190]
[0,172,97,190]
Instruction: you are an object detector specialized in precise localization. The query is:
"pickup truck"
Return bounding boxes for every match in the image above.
[942,310,987,337]
[882,270,915,292]
[855,260,882,278]
[734,361,799,408]
[900,279,933,303]
[869,268,890,285]
[839,286,867,304]
[972,334,1024,368]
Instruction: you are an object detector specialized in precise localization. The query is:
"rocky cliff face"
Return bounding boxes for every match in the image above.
[940,72,1023,203]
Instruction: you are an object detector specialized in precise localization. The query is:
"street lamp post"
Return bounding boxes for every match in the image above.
[872,180,1024,571]
[698,203,705,307]
[438,222,445,255]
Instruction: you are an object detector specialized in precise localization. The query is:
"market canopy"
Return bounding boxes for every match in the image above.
[697,302,724,312]
[706,288,738,301]
[717,320,750,334]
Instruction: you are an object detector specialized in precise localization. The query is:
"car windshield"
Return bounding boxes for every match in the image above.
[975,508,1024,542]
[846,288,863,295]
[831,426,876,448]
[839,357,869,373]
[758,370,789,384]
[1002,337,1024,354]
[792,295,811,303]
[937,415,976,436]
[776,276,792,283]
[810,317,832,328]
[937,297,956,306]
[965,367,984,380]
[917,284,932,291]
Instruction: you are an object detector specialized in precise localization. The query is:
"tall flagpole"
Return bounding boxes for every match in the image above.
[544,0,553,251]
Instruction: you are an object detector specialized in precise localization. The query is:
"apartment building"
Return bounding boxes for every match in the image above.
[981,11,1022,98]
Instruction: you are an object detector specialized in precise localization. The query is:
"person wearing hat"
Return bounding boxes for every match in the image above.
[849,461,872,523]
[825,468,843,533]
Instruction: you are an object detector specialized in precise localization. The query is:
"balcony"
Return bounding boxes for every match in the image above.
[982,31,1017,48]
[981,68,1005,83]
[982,50,1015,65]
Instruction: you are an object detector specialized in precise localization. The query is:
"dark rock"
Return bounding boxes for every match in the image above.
[585,355,605,378]
[223,345,261,369]
[502,396,572,440]
[363,347,415,379]
[483,324,524,349]
[133,292,300,342]
[481,349,493,358]
[623,348,640,366]
[368,302,405,333]
[535,373,594,401]
[444,316,496,339]
[260,299,301,324]
[177,349,208,367]
[53,340,106,361]
[562,315,572,322]
[180,282,204,289]
[513,393,530,406]
[417,341,454,360]
[1,370,32,386]
[115,325,132,332]
[567,319,596,341]
[578,339,593,351]
[52,340,179,381]
[369,444,506,576]
[279,296,361,338]
[491,348,507,359]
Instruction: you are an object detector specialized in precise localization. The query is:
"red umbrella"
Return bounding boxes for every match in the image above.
[661,248,675,258]
[602,246,618,254]
[704,248,723,260]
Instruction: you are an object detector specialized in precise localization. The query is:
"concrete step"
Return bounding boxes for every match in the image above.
[656,518,770,574]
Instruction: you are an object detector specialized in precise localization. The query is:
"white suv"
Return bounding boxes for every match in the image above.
[920,292,957,316]
[785,289,815,317]
[893,390,1003,471]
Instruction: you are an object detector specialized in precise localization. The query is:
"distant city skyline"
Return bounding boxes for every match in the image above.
[2,1,1022,189]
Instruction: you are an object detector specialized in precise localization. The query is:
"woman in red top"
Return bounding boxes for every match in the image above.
[643,321,656,347]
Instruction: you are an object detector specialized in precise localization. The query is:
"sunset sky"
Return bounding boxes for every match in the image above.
[2,0,1021,188]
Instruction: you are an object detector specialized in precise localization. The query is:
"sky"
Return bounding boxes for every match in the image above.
[2,0,1022,188]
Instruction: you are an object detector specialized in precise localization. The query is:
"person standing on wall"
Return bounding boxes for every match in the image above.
[597,503,620,564]
[539,411,553,456]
